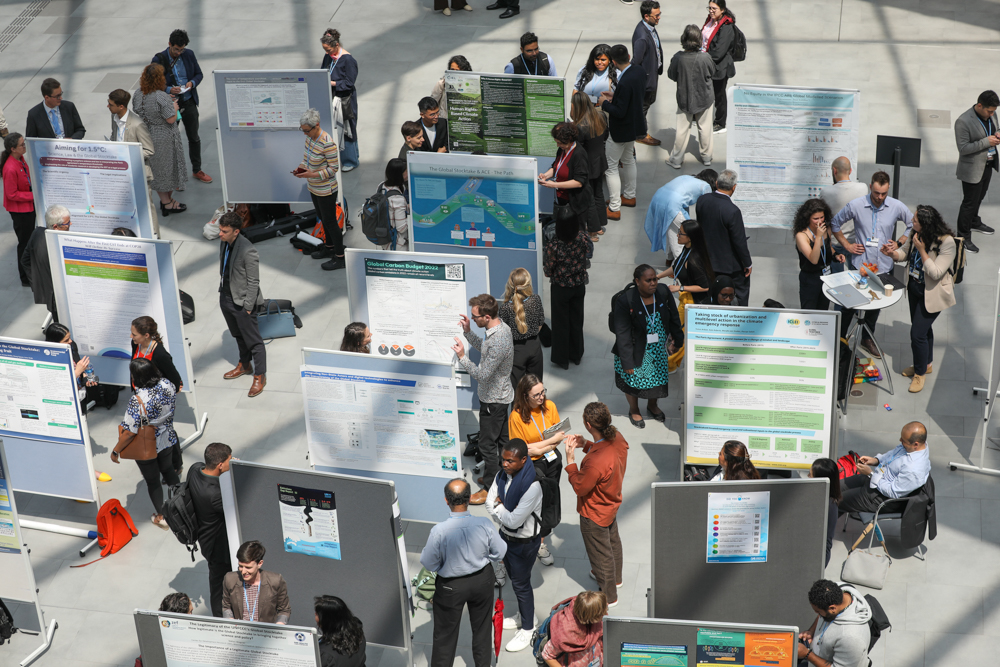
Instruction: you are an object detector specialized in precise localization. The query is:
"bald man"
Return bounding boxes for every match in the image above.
[839,422,931,514]
[820,157,869,248]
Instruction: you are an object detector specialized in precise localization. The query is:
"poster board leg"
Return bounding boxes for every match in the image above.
[19,618,56,667]
[40,312,52,332]
[79,536,99,557]
[180,412,209,450]
[860,322,893,395]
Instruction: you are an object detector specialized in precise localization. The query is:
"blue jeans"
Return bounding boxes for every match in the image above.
[502,534,540,629]
[341,137,359,169]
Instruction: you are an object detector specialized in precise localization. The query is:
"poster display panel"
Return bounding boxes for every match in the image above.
[25,137,154,237]
[0,338,83,445]
[0,450,23,556]
[277,484,341,560]
[224,76,311,129]
[726,84,860,228]
[684,306,838,469]
[157,614,319,667]
[706,491,769,563]
[695,628,793,667]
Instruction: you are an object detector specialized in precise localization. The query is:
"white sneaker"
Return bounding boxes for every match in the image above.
[666,159,682,169]
[442,7,451,15]
[607,599,619,609]
[503,616,519,630]
[588,571,624,587]
[537,543,554,566]
[506,628,534,652]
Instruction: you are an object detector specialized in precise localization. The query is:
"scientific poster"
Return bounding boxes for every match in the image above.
[365,258,467,364]
[158,616,318,667]
[55,234,170,359]
[277,484,341,560]
[684,307,838,469]
[0,454,22,555]
[445,70,565,157]
[26,138,151,235]
[0,338,83,445]
[707,491,770,563]
[224,76,311,129]
[301,364,461,477]
[696,628,793,667]
[621,643,688,667]
[726,84,860,228]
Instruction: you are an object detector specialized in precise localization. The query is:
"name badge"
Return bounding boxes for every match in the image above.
[822,266,832,276]
[865,236,880,247]
[544,450,557,462]
[909,267,921,279]
[647,333,659,344]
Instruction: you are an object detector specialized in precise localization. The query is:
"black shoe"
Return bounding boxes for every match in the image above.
[647,408,666,422]
[499,8,519,17]
[629,414,646,429]
[713,124,726,134]
[965,238,980,253]
[486,1,503,8]
[552,360,569,370]
[321,256,346,271]
[311,246,335,260]
[973,223,995,235]
[160,201,187,216]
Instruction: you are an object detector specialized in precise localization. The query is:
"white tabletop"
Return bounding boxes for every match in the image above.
[823,282,903,311]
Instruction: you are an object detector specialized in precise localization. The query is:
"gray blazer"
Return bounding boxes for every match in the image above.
[220,232,264,311]
[111,111,155,181]
[955,106,999,183]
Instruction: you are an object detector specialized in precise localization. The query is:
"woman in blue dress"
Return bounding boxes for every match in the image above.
[321,29,360,171]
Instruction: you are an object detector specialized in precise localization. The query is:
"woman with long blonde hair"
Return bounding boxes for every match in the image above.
[569,91,609,237]
[499,267,545,388]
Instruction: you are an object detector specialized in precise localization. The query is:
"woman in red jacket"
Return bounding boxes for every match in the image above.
[1,132,35,286]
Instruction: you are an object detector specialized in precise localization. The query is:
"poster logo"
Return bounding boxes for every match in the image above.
[786,318,800,327]
[161,620,171,627]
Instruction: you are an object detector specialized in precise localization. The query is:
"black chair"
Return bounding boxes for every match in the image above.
[843,475,936,559]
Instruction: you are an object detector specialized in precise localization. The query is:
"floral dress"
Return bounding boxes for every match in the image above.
[121,378,178,453]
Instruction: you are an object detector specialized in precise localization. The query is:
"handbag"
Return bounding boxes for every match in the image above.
[841,507,892,589]
[552,202,573,223]
[256,299,296,339]
[114,397,158,461]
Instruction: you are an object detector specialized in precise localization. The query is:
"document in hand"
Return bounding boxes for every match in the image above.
[542,418,570,439]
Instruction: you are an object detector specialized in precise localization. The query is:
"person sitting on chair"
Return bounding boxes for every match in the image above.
[839,421,930,515]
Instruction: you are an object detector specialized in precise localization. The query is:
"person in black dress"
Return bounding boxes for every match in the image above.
[315,595,366,667]
[793,198,844,311]
[499,267,544,388]
[538,122,596,235]
[569,91,609,238]
[657,219,715,304]
[543,215,592,370]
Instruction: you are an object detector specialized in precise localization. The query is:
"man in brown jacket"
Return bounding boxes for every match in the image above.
[222,540,291,623]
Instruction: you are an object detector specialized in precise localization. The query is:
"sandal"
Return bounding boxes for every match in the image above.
[590,233,600,242]
[152,514,170,531]
[597,228,606,235]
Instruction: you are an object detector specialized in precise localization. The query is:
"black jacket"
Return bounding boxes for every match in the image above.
[25,101,86,139]
[705,19,736,80]
[187,463,229,560]
[554,142,594,216]
[417,118,449,152]
[612,283,684,371]
[578,123,609,179]
[631,21,663,93]
[21,227,55,312]
[601,63,647,143]
[153,48,204,105]
[694,192,752,274]
[131,341,183,391]
[899,474,936,550]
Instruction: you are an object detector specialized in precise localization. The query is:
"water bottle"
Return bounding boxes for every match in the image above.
[83,366,98,385]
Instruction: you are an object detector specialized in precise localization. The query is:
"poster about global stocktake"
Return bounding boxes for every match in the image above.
[277,484,341,560]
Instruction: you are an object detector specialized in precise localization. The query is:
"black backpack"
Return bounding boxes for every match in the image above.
[162,481,201,561]
[0,598,16,645]
[608,282,636,333]
[360,183,397,249]
[729,22,747,62]
[864,593,892,651]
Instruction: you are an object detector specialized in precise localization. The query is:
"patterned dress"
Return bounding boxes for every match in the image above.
[132,89,188,193]
[120,378,178,453]
[614,311,671,399]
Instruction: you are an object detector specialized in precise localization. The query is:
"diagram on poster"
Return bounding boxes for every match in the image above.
[302,364,461,477]
[0,339,83,445]
[696,628,793,667]
[0,454,22,555]
[365,259,467,364]
[55,234,170,359]
[278,484,341,560]
[621,643,688,666]
[225,76,311,129]
[158,616,316,667]
[707,491,770,563]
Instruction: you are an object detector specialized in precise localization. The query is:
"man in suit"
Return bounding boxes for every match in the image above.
[25,78,85,140]
[222,540,291,624]
[599,45,646,221]
[955,89,1000,254]
[632,1,663,147]
[417,97,449,153]
[153,29,212,184]
[107,89,160,237]
[22,205,71,321]
[218,212,266,397]
[695,169,753,306]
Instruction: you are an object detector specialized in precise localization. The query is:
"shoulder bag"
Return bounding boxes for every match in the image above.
[841,506,892,589]
[114,396,158,461]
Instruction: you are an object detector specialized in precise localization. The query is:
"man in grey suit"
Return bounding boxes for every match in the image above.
[218,212,266,397]
[107,89,160,237]
[955,89,1000,254]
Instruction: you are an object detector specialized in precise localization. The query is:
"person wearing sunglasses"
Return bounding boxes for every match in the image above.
[295,108,344,271]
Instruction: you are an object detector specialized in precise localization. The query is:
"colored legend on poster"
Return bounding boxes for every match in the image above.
[621,643,688,667]
[696,628,794,667]
[707,491,770,563]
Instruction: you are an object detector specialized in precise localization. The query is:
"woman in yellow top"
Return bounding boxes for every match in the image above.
[509,373,564,566]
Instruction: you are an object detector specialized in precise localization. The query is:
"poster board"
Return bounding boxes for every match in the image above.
[25,137,156,238]
[225,461,411,655]
[302,347,461,523]
[727,84,861,228]
[684,305,839,470]
[345,248,490,410]
[134,610,321,667]
[214,70,334,205]
[650,479,828,629]
[47,230,193,391]
[0,337,96,501]
[604,617,799,667]
[407,152,542,301]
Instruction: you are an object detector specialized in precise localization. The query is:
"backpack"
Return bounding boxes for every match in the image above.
[532,597,574,664]
[162,481,201,561]
[71,499,138,567]
[836,451,861,479]
[360,184,396,249]
[864,593,892,651]
[950,236,967,285]
[411,567,437,610]
[0,598,16,645]
[608,283,636,333]
[729,22,747,62]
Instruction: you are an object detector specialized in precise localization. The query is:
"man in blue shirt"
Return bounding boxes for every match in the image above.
[421,479,507,667]
[153,29,212,184]
[831,171,912,359]
[644,170,716,258]
[839,421,931,514]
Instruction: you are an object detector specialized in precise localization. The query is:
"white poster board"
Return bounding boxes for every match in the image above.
[684,306,839,470]
[727,84,860,228]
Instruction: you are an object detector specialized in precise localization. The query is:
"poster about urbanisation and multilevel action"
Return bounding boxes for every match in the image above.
[726,84,860,228]
[684,307,837,469]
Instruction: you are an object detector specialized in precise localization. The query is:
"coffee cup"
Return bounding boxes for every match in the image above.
[884,284,894,297]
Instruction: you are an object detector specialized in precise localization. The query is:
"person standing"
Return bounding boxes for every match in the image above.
[340,322,372,353]
[655,219,716,305]
[1,133,34,286]
[797,580,873,667]
[416,97,449,152]
[321,30,360,172]
[107,89,160,237]
[599,45,646,221]
[820,157,869,253]
[153,30,212,183]
[380,158,410,251]
[430,56,473,115]
[398,120,426,158]
[573,45,618,104]
[22,205,70,320]
[0,103,7,137]
[543,215,590,369]
[487,0,520,20]
[133,64,188,217]
[130,315,184,473]
[435,0,471,16]
[421,479,507,667]
[565,402,629,608]
[701,1,737,134]
[631,1,663,147]
[218,212,266,398]
[954,90,1000,254]
[295,108,344,271]
[538,123,597,239]
[504,33,558,76]
[187,442,232,617]
[694,170,752,305]
[499,268,544,388]
[570,92,609,235]
[24,78,86,139]
[793,199,844,311]
[222,540,291,624]
[314,595,367,667]
[666,25,716,169]
[451,294,515,505]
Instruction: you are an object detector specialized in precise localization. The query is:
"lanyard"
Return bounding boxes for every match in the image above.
[910,249,922,271]
[521,54,539,76]
[673,247,692,276]
[555,144,575,176]
[642,299,657,331]
[222,243,232,279]
[807,231,827,265]
[530,412,547,440]
[244,581,259,621]
[979,115,994,137]
[876,448,906,474]
[328,59,337,76]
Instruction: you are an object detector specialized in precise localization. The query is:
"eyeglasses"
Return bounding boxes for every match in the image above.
[301,127,314,134]
[529,389,547,400]
[47,93,63,99]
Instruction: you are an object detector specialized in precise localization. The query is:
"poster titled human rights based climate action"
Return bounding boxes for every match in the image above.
[684,307,838,469]
[726,84,860,228]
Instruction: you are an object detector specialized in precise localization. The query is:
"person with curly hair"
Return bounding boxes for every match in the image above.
[314,595,366,667]
[573,44,619,104]
[538,122,596,239]
[133,63,188,216]
[793,198,845,311]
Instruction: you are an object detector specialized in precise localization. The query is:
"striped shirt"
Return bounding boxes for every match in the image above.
[300,130,339,197]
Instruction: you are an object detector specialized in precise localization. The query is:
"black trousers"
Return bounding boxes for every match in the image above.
[958,160,994,237]
[177,97,202,173]
[204,546,230,617]
[591,176,608,227]
[431,565,495,667]
[502,535,540,629]
[798,271,830,311]
[907,281,938,376]
[511,337,543,389]
[478,402,509,490]
[310,191,345,255]
[135,447,180,515]
[713,77,729,128]
[727,270,750,307]
[642,90,656,126]
[550,284,585,365]
[220,292,267,375]
[11,211,34,283]
[838,473,890,515]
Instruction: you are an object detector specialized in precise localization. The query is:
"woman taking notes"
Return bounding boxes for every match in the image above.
[793,199,844,310]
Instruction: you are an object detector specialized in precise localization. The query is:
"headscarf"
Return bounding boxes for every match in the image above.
[709,275,736,304]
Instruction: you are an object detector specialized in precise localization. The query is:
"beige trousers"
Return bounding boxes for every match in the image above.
[668,103,715,166]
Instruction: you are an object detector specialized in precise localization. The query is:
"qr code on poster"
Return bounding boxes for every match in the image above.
[444,264,465,281]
